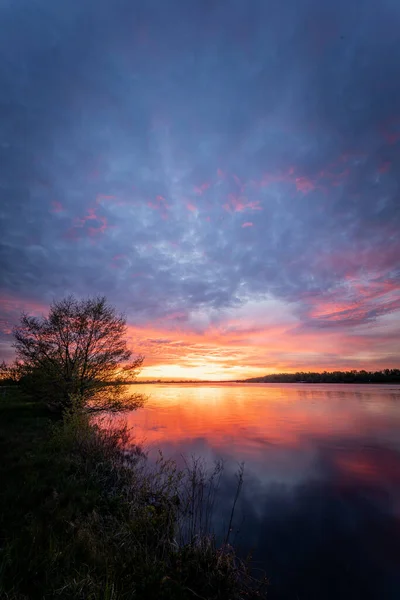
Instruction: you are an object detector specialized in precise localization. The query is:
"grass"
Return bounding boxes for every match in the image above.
[0,388,268,600]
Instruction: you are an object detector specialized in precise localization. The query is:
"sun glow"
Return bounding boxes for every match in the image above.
[1,292,399,379]
[128,296,400,380]
[137,362,263,381]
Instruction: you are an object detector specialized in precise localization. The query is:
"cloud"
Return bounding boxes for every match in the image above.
[0,0,400,375]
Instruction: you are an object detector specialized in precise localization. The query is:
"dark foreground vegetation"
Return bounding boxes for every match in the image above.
[0,388,267,600]
[243,369,400,384]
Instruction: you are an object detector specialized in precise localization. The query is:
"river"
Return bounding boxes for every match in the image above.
[125,383,400,599]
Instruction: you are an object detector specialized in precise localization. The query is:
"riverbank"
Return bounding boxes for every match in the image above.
[0,389,266,600]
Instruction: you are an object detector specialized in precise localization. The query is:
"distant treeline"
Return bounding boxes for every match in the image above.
[243,369,400,384]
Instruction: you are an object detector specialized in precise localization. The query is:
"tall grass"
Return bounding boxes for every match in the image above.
[0,392,268,599]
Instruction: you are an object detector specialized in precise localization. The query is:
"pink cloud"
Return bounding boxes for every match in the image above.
[0,318,12,335]
[96,194,116,203]
[242,222,253,228]
[147,195,170,219]
[96,194,127,207]
[50,201,64,213]
[302,267,400,327]
[295,176,315,194]
[163,311,188,321]
[65,206,112,240]
[232,174,246,193]
[318,166,350,188]
[224,194,262,213]
[194,182,211,195]
[312,237,400,280]
[255,166,296,188]
[186,203,197,212]
[254,155,354,195]
[88,169,100,180]
[110,254,127,269]
[88,215,108,237]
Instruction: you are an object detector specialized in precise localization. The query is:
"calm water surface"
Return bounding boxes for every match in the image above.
[127,383,400,599]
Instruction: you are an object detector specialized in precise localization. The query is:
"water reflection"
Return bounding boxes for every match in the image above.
[127,383,400,599]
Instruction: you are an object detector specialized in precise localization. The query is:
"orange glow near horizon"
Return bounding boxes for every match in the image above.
[129,309,400,381]
[1,289,399,379]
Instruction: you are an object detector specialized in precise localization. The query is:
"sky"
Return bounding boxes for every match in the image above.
[0,0,399,380]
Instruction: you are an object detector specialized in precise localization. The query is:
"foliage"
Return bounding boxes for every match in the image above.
[0,361,20,385]
[0,389,268,599]
[244,369,400,384]
[12,295,144,413]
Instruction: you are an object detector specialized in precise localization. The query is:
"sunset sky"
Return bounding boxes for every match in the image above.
[0,0,399,380]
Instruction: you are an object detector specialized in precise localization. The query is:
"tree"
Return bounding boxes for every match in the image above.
[0,360,20,385]
[13,296,144,414]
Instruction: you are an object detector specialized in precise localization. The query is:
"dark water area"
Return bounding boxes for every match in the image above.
[126,383,400,599]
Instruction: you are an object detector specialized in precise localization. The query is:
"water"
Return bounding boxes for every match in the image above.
[126,383,400,599]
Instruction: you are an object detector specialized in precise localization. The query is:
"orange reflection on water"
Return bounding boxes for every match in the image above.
[124,383,400,465]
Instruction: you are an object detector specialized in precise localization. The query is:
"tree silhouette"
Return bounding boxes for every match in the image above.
[13,295,144,414]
